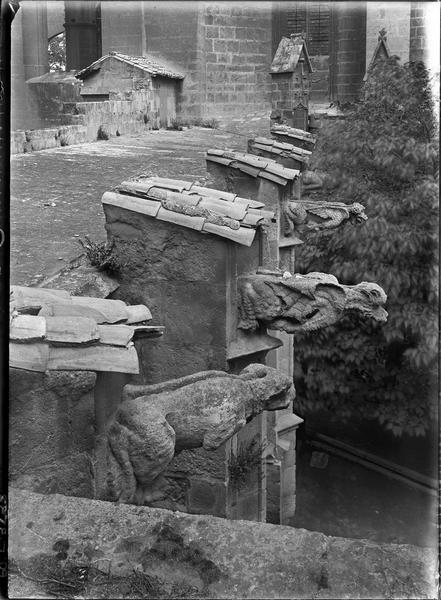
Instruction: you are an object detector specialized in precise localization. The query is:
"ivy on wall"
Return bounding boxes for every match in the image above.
[295,58,438,437]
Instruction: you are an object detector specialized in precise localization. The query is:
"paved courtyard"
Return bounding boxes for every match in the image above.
[11,123,265,286]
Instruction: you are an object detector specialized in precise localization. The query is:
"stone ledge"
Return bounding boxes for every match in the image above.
[8,487,437,599]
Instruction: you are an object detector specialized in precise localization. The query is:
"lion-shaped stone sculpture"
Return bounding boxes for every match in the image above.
[238,271,387,333]
[284,199,368,242]
[104,364,295,505]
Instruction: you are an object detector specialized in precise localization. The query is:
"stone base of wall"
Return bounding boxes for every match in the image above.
[11,125,89,155]
[11,90,158,154]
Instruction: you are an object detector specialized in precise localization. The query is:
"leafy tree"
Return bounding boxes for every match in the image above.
[48,31,66,72]
[294,58,438,437]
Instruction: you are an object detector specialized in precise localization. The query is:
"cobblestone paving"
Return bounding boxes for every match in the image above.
[11,124,264,285]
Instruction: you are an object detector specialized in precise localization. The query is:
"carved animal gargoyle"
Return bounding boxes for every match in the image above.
[104,364,295,505]
[238,271,387,333]
[284,199,368,242]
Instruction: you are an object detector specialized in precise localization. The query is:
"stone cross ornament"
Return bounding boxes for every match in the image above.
[238,270,387,333]
[284,199,368,242]
[104,364,295,505]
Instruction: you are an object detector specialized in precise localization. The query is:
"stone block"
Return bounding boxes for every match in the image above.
[105,205,229,282]
[12,453,95,498]
[187,478,227,516]
[168,445,227,480]
[9,488,438,600]
[10,131,26,154]
[9,368,96,496]
[134,339,227,384]
[205,25,220,38]
[118,280,227,346]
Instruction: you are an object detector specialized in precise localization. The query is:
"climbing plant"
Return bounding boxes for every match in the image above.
[294,58,438,437]
[48,31,66,72]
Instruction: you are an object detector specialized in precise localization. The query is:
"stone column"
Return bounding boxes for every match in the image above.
[21,0,49,80]
[409,2,429,64]
[65,0,101,71]
[330,2,367,102]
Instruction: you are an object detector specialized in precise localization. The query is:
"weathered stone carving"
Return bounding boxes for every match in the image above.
[104,364,295,504]
[284,199,368,240]
[238,271,387,333]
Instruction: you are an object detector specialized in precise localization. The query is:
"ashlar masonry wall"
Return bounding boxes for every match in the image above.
[144,1,273,119]
[201,2,273,117]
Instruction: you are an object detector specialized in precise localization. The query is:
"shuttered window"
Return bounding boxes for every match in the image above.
[284,2,330,56]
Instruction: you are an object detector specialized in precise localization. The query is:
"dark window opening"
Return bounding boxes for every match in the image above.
[284,2,330,56]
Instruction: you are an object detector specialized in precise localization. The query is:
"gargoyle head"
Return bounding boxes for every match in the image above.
[345,282,388,323]
[239,363,295,417]
[349,202,368,223]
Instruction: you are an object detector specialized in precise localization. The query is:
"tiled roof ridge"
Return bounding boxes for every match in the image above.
[9,286,163,374]
[161,196,241,230]
[76,51,184,80]
[270,125,316,141]
[10,285,153,324]
[104,177,275,247]
[250,136,312,159]
[205,148,300,183]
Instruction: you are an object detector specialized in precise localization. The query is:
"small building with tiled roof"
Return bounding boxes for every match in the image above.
[75,51,184,128]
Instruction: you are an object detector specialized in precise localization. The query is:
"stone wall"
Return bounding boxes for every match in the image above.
[104,207,231,517]
[332,3,367,102]
[144,1,272,120]
[11,88,156,155]
[9,369,97,498]
[144,2,203,117]
[409,2,430,64]
[10,125,88,155]
[101,1,145,57]
[62,90,155,142]
[201,2,272,118]
[9,488,438,600]
[310,55,330,101]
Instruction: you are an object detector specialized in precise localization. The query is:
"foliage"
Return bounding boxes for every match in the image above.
[48,32,66,72]
[295,58,438,437]
[78,236,122,274]
[228,438,265,489]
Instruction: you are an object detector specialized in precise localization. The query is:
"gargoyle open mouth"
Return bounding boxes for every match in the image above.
[267,385,295,410]
[355,214,368,224]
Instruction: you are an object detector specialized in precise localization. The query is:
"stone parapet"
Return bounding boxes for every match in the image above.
[9,487,438,599]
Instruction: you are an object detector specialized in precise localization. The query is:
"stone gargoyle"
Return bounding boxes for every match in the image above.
[283,199,368,242]
[104,364,295,505]
[237,270,387,333]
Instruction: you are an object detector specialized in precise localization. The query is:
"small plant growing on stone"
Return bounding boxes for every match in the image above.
[78,236,121,274]
[97,125,110,140]
[228,438,265,490]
